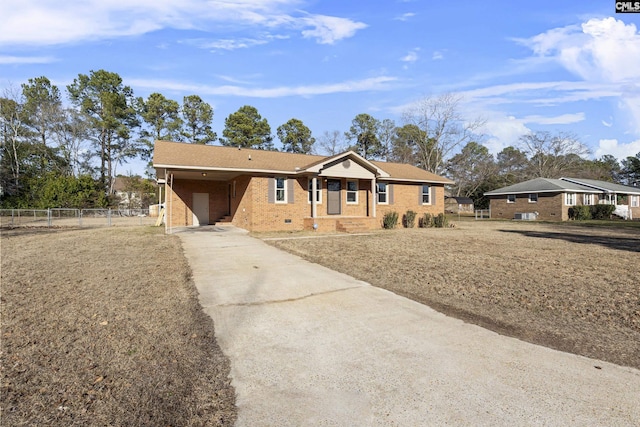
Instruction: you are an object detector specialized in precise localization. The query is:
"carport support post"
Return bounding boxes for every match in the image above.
[47,208,52,227]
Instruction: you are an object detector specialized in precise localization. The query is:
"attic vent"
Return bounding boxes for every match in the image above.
[343,159,351,168]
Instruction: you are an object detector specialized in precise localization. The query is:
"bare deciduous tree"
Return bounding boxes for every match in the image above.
[402,93,485,174]
[317,130,347,156]
[519,130,590,178]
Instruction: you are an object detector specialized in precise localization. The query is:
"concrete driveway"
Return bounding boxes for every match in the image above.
[178,226,640,426]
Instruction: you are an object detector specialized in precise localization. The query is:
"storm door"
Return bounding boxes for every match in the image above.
[327,179,341,215]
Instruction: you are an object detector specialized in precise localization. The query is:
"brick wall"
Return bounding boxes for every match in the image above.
[166,176,447,231]
[377,183,445,227]
[490,192,566,221]
[165,179,228,226]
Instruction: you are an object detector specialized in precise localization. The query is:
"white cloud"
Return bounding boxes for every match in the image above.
[300,15,367,44]
[394,13,416,21]
[518,18,640,83]
[595,138,640,160]
[516,17,640,135]
[432,51,443,60]
[182,34,289,51]
[0,0,366,46]
[401,48,419,63]
[522,113,585,125]
[0,55,56,64]
[481,114,531,154]
[127,75,397,98]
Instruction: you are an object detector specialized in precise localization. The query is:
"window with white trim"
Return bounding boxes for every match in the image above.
[584,194,594,205]
[422,185,430,204]
[631,195,639,207]
[507,194,516,203]
[528,193,537,203]
[346,180,358,204]
[377,182,388,204]
[565,193,576,206]
[307,179,322,203]
[275,177,286,203]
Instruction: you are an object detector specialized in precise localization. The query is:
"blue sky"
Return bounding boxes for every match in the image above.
[2,0,640,175]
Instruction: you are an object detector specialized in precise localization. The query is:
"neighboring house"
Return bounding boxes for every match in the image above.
[153,140,453,232]
[112,177,141,209]
[112,176,155,211]
[485,177,640,221]
[445,196,474,214]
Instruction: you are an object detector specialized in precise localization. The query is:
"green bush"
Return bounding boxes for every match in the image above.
[383,211,399,229]
[590,204,616,220]
[568,205,591,220]
[419,213,433,228]
[404,210,417,228]
[433,213,448,228]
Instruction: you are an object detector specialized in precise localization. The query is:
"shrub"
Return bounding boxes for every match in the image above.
[404,210,417,228]
[383,211,399,229]
[433,213,448,228]
[590,204,616,220]
[419,213,433,228]
[568,205,590,220]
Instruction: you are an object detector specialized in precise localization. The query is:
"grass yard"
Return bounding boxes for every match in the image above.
[266,220,640,369]
[1,227,236,426]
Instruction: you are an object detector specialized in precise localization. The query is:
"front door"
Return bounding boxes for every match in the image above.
[192,192,209,226]
[327,179,341,215]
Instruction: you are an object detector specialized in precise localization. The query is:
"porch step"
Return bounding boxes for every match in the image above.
[214,215,233,225]
[336,220,370,233]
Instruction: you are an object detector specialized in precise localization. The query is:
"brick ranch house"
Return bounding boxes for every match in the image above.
[485,177,640,221]
[153,140,453,232]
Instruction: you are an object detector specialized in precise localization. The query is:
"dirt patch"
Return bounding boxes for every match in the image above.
[267,221,640,369]
[1,227,236,426]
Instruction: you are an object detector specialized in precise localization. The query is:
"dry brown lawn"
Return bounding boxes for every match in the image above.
[266,221,640,369]
[1,227,236,426]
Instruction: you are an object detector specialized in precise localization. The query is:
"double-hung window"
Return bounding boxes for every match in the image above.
[528,193,538,203]
[346,181,358,204]
[584,194,594,205]
[507,194,516,203]
[422,185,430,204]
[275,177,286,203]
[631,195,639,208]
[307,179,322,203]
[377,183,388,204]
[565,193,576,206]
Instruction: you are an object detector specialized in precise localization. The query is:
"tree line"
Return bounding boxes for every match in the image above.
[2,69,639,209]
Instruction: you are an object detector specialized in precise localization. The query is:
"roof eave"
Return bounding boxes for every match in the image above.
[154,163,299,175]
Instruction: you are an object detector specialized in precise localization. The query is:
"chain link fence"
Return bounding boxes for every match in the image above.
[0,208,157,228]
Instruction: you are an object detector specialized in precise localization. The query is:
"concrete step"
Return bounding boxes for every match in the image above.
[336,220,369,233]
[215,215,233,225]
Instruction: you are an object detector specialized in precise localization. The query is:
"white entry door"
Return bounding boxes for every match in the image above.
[192,193,209,226]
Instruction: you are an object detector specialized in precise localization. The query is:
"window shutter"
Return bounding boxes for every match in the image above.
[419,186,423,205]
[268,177,275,204]
[389,184,394,205]
[432,186,436,205]
[287,178,294,203]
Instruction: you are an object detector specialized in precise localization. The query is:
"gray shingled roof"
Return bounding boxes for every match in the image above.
[561,177,640,195]
[484,178,599,195]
